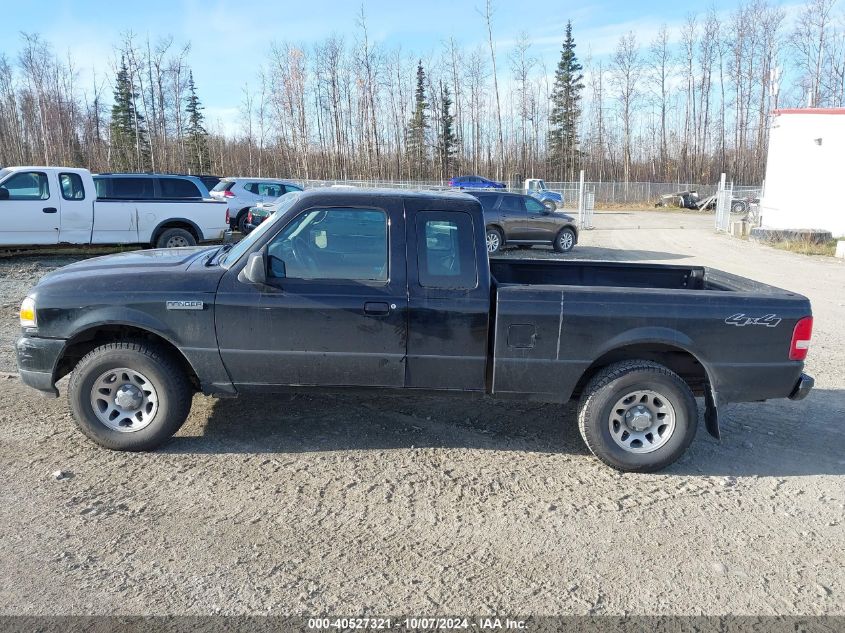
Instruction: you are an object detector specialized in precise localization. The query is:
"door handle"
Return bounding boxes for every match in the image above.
[363,301,391,316]
[42,207,57,214]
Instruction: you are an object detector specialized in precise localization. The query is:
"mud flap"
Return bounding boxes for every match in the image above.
[704,385,721,440]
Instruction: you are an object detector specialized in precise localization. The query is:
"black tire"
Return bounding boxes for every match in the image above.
[486,227,503,254]
[155,228,196,249]
[237,211,250,233]
[577,360,698,472]
[68,341,193,451]
[553,227,576,253]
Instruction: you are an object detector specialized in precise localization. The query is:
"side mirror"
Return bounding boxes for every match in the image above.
[241,251,267,284]
[0,188,9,200]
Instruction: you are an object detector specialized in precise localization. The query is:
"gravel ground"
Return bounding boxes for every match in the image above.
[0,212,843,616]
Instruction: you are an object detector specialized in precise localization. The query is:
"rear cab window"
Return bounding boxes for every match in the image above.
[59,173,85,200]
[416,211,478,290]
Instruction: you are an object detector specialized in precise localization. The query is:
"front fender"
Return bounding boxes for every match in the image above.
[67,307,182,345]
[60,306,237,397]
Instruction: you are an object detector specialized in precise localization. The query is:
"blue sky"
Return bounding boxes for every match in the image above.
[0,0,804,131]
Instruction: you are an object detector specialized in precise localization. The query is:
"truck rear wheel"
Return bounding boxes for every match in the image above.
[156,228,196,248]
[577,360,698,472]
[68,341,193,451]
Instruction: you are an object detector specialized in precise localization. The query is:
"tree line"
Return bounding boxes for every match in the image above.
[0,0,844,187]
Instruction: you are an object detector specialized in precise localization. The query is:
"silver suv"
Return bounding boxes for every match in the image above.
[211,177,303,232]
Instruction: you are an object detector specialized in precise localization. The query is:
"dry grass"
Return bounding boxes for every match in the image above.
[596,202,710,213]
[768,238,838,257]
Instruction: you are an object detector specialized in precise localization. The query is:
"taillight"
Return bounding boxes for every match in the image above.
[225,208,230,224]
[223,190,235,198]
[789,317,813,361]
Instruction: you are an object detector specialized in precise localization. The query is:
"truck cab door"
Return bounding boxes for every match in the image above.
[404,201,490,392]
[56,172,93,244]
[215,199,409,389]
[0,170,59,245]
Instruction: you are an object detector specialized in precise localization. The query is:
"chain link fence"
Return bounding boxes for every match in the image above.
[291,178,749,207]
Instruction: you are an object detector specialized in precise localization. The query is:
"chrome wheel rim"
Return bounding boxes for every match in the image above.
[90,367,159,432]
[608,390,676,453]
[559,232,574,250]
[165,235,190,248]
[487,232,500,253]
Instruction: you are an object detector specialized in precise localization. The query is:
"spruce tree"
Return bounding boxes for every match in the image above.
[406,61,429,179]
[109,56,149,171]
[185,71,209,174]
[548,21,584,181]
[436,81,457,180]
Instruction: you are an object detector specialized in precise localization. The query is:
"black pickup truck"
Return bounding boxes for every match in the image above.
[15,189,814,472]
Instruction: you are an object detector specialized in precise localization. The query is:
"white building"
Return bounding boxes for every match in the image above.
[759,108,845,237]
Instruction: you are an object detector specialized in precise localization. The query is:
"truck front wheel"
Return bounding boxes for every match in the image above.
[68,341,193,451]
[577,360,698,472]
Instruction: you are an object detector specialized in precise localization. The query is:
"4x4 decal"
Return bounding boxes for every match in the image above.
[725,313,781,327]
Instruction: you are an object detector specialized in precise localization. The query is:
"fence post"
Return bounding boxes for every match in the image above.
[715,172,726,231]
[577,170,586,229]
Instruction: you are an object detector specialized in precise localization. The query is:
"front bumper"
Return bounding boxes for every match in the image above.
[788,372,814,401]
[15,336,65,397]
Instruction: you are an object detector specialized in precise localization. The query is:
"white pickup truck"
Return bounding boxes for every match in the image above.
[0,166,230,248]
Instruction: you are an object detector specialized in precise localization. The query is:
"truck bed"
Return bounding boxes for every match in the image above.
[489,259,799,294]
[488,258,810,405]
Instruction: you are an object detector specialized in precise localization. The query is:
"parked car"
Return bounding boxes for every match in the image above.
[467,191,578,254]
[0,167,229,248]
[244,192,303,233]
[210,178,303,233]
[523,178,564,208]
[15,188,814,472]
[448,175,506,189]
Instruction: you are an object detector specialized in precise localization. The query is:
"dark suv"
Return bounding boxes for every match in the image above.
[467,191,578,254]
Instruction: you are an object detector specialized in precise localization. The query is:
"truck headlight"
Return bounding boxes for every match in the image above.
[19,296,37,328]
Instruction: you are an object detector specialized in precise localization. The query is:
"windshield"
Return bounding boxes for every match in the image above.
[220,192,301,268]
